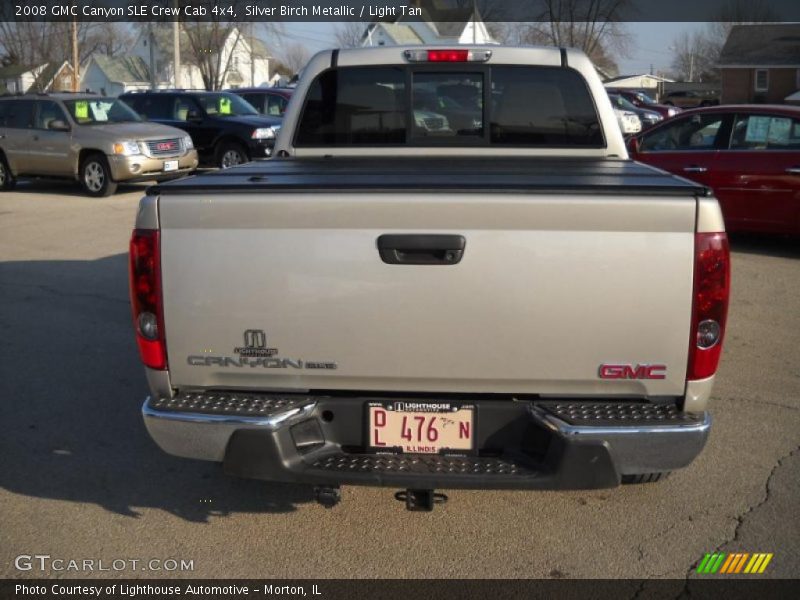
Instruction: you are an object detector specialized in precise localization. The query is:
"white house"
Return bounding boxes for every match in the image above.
[81,55,151,96]
[603,74,674,91]
[361,8,497,47]
[129,25,270,90]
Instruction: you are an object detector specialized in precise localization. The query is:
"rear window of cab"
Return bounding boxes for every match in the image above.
[295,65,604,148]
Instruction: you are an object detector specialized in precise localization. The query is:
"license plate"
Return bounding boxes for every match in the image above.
[163,160,178,172]
[368,402,474,454]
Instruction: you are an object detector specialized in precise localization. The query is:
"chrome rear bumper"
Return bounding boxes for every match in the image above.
[142,395,316,461]
[142,393,711,489]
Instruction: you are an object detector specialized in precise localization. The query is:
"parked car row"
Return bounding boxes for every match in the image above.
[0,87,293,196]
[607,90,683,137]
[1,88,797,236]
[607,89,682,119]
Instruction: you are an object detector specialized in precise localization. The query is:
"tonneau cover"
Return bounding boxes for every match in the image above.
[150,158,708,196]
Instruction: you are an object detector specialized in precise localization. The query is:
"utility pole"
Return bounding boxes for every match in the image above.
[71,19,79,91]
[148,23,156,90]
[250,22,256,87]
[472,0,477,44]
[173,6,181,88]
[689,52,695,82]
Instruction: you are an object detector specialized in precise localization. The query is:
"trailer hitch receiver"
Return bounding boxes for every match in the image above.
[395,489,448,511]
[313,485,341,508]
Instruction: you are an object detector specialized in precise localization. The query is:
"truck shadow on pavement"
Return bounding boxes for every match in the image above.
[729,233,800,259]
[8,179,153,198]
[0,253,314,522]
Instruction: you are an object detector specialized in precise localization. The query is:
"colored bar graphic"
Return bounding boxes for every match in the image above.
[744,554,759,574]
[702,552,774,574]
[696,554,712,574]
[758,554,773,573]
[705,553,719,574]
[734,553,749,573]
[721,553,743,574]
[711,553,726,573]
[708,552,774,575]
[719,554,735,574]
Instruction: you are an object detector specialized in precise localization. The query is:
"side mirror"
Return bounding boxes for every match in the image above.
[49,119,70,131]
[627,136,640,154]
[186,109,202,122]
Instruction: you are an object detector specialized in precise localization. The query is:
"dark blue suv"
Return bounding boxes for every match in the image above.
[120,91,281,168]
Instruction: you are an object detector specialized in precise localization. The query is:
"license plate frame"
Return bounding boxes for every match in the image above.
[366,401,475,455]
[163,160,179,172]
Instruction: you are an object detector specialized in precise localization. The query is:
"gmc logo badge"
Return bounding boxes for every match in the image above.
[599,364,667,380]
[157,142,176,151]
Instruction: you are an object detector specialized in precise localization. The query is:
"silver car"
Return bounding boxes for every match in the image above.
[0,93,198,196]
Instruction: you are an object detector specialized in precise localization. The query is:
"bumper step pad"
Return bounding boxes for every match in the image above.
[535,401,706,427]
[148,392,313,417]
[311,453,535,477]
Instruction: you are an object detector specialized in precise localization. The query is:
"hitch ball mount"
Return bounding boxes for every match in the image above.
[313,486,448,511]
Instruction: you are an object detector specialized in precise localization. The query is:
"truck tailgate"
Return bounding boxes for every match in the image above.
[158,161,699,399]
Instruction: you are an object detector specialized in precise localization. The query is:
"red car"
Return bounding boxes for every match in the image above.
[628,105,800,235]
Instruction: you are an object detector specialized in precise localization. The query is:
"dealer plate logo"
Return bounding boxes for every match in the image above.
[234,329,278,357]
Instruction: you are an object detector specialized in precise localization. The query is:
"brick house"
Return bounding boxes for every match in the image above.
[718,24,800,104]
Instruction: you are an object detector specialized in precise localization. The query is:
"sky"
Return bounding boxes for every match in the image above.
[277,21,709,76]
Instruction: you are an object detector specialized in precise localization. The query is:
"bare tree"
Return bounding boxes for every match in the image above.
[668,0,778,82]
[335,22,365,48]
[182,23,242,91]
[272,42,311,78]
[669,31,718,82]
[172,1,254,90]
[0,22,130,67]
[496,0,631,77]
[92,23,135,59]
[0,22,74,66]
[270,59,293,80]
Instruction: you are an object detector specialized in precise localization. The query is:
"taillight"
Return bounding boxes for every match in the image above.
[403,49,492,63]
[687,232,730,380]
[129,229,167,370]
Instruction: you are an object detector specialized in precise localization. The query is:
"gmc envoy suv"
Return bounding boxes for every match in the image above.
[0,93,198,197]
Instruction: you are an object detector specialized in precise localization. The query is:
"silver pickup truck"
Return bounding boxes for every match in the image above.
[130,46,730,511]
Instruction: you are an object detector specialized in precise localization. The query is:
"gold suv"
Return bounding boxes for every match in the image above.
[0,93,198,196]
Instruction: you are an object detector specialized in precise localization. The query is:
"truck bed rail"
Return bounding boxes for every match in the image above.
[149,158,709,197]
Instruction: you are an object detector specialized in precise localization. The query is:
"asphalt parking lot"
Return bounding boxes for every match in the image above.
[1,181,798,582]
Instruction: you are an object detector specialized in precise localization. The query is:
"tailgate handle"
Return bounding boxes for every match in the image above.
[377,234,465,265]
